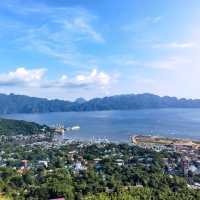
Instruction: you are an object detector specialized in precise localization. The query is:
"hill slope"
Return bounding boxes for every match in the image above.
[0,118,50,136]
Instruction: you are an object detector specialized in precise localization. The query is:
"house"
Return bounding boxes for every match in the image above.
[21,160,28,168]
[189,165,200,175]
[38,160,48,168]
[93,158,102,163]
[115,159,124,166]
[96,163,103,171]
[74,162,86,172]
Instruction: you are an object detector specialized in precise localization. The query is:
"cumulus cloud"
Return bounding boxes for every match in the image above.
[0,67,112,90]
[0,67,46,86]
[43,69,111,89]
[76,69,110,86]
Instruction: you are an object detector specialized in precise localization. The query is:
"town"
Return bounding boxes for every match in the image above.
[1,129,200,200]
[132,135,200,189]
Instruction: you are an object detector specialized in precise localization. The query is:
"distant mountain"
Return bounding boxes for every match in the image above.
[0,93,200,114]
[75,97,87,104]
[0,93,75,114]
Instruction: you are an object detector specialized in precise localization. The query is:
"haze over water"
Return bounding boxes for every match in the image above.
[2,108,200,142]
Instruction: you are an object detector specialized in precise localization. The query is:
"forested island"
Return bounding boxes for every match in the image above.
[1,118,200,199]
[1,93,200,114]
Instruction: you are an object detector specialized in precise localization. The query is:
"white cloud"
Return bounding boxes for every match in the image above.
[8,67,45,81]
[72,17,105,43]
[152,42,196,49]
[75,69,110,86]
[0,67,112,90]
[0,67,46,86]
[145,16,162,24]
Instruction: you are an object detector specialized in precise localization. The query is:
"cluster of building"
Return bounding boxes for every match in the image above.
[132,135,200,189]
[0,133,51,144]
[2,131,200,195]
[0,138,119,174]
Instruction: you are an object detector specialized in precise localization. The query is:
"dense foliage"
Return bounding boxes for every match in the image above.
[1,142,200,200]
[0,118,50,136]
[84,187,200,200]
[1,93,200,114]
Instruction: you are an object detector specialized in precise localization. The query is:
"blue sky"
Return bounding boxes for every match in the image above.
[0,0,200,100]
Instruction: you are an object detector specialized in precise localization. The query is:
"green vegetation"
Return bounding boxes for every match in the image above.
[0,118,50,136]
[85,187,200,200]
[0,118,200,199]
[1,141,200,200]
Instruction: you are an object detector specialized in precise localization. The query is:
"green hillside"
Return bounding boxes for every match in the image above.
[0,118,50,136]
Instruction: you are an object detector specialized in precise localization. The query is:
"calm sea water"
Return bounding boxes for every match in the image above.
[1,109,200,142]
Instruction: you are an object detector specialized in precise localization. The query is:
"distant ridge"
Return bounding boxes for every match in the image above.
[75,97,87,104]
[0,93,200,114]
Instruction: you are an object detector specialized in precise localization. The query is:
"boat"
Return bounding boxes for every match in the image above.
[71,125,80,131]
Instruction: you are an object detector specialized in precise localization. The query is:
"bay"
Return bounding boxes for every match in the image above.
[1,108,200,142]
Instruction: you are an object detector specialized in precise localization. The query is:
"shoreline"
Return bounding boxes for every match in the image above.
[131,134,200,148]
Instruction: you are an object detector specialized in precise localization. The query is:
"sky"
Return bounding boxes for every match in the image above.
[0,0,200,100]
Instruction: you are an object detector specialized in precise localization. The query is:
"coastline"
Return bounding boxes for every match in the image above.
[131,134,200,147]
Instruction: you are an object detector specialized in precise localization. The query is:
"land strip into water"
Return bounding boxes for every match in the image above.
[132,135,200,148]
